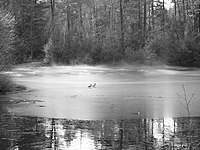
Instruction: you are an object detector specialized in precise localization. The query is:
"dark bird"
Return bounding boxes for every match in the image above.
[88,84,92,88]
[93,83,96,88]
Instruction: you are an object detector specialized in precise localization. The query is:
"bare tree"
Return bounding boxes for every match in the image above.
[177,84,195,117]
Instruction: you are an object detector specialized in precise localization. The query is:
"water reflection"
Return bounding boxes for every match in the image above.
[0,114,200,150]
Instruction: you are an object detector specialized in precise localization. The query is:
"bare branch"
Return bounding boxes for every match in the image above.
[177,84,195,117]
[188,93,195,105]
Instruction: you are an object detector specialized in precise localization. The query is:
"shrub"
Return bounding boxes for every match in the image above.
[142,26,200,67]
[90,44,103,64]
[125,48,147,64]
[0,74,13,94]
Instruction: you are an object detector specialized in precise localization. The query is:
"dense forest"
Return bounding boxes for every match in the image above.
[1,0,200,67]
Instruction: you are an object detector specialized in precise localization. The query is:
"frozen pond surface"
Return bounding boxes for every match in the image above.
[2,64,200,120]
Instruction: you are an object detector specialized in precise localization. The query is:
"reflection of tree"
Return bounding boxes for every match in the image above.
[1,115,200,149]
[0,115,46,150]
[18,132,46,150]
[64,130,76,147]
[47,118,58,149]
[176,117,200,149]
[17,117,46,150]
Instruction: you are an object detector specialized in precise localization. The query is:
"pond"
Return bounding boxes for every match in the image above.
[0,63,200,149]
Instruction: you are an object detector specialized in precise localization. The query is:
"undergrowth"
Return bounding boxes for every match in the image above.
[0,74,26,95]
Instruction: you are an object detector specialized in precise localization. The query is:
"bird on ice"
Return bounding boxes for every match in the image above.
[88,84,92,88]
[88,83,96,88]
[93,83,96,88]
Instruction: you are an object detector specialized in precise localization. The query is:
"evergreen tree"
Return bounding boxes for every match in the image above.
[0,4,15,70]
[14,0,48,63]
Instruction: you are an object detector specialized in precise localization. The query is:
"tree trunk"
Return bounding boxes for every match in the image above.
[47,0,55,63]
[148,1,151,33]
[78,1,83,41]
[162,0,165,32]
[108,0,112,44]
[138,0,142,29]
[152,0,155,30]
[177,0,181,20]
[92,0,98,40]
[186,0,189,16]
[199,4,200,32]
[89,8,93,38]
[143,0,147,37]
[182,0,186,23]
[110,0,114,30]
[191,0,195,30]
[67,3,71,48]
[95,8,99,40]
[50,0,55,32]
[30,0,34,60]
[119,0,125,56]
[174,0,177,19]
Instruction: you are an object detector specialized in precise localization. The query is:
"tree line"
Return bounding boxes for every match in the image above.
[1,0,200,66]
